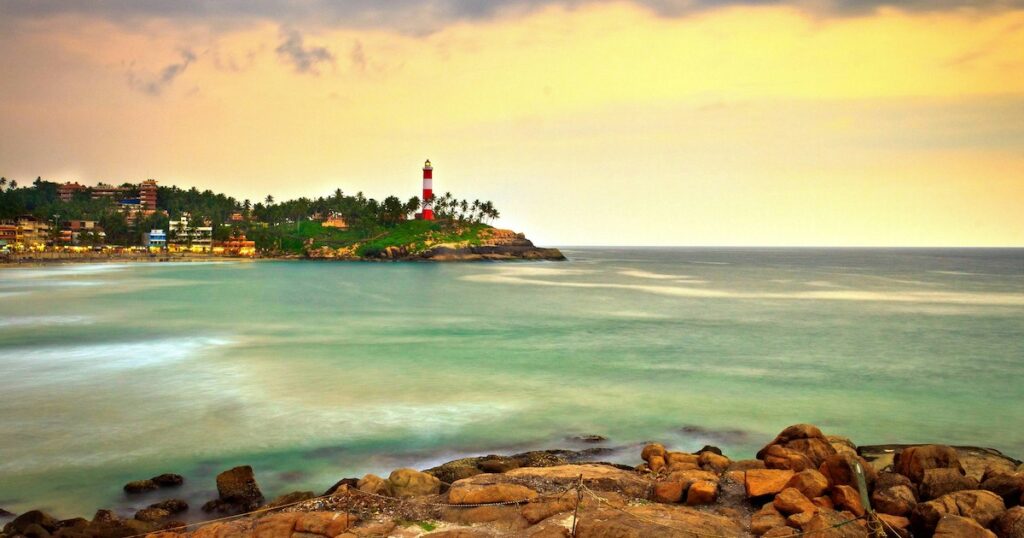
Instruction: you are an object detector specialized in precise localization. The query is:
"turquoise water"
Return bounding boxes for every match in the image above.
[1,248,1023,518]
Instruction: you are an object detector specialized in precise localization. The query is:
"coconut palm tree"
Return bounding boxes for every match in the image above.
[265,194,274,205]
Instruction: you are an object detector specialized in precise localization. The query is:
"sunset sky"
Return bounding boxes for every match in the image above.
[1,1,1022,246]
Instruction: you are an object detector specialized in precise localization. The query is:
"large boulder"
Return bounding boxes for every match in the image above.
[921,468,980,500]
[762,445,816,472]
[750,504,788,535]
[574,503,744,537]
[447,478,538,505]
[124,479,158,493]
[505,464,651,499]
[756,424,837,469]
[216,465,263,505]
[818,453,877,489]
[3,511,59,536]
[933,514,997,538]
[982,472,1024,505]
[745,469,796,498]
[994,506,1024,538]
[773,488,816,515]
[796,510,869,537]
[147,499,188,514]
[911,489,1006,535]
[388,468,441,498]
[357,473,391,496]
[685,480,718,505]
[872,484,918,516]
[896,445,963,484]
[785,469,829,499]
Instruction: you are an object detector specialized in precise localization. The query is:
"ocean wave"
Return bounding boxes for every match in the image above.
[618,269,692,280]
[0,315,94,329]
[462,271,1024,306]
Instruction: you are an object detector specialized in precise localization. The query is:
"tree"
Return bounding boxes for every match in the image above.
[0,177,7,190]
[9,180,17,189]
[265,195,274,205]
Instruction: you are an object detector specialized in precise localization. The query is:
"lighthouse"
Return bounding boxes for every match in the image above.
[422,159,434,220]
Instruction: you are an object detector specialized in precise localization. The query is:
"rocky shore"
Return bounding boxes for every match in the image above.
[305,228,565,262]
[3,424,1023,538]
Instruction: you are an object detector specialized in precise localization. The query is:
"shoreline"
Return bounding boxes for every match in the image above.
[3,424,1022,538]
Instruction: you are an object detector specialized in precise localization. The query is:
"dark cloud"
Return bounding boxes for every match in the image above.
[127,48,196,96]
[275,28,334,74]
[3,0,1022,34]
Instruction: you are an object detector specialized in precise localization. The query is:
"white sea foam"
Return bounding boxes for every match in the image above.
[618,269,692,280]
[806,280,845,288]
[0,315,93,328]
[462,270,1024,306]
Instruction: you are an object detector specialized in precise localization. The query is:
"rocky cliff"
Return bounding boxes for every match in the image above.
[306,228,565,262]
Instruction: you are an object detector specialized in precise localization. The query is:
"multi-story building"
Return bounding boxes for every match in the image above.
[143,229,167,250]
[58,182,86,202]
[214,234,256,257]
[168,214,213,252]
[322,212,348,229]
[139,179,158,211]
[59,220,102,245]
[91,183,130,200]
[14,216,50,249]
[0,221,18,249]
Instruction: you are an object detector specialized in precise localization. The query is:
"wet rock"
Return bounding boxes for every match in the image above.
[921,467,979,500]
[123,479,158,494]
[934,514,997,538]
[0,507,14,517]
[424,458,484,485]
[4,511,59,535]
[872,485,918,516]
[757,424,837,469]
[785,469,829,499]
[994,506,1024,538]
[911,489,1006,535]
[389,468,441,498]
[478,456,520,474]
[265,490,315,509]
[773,488,816,515]
[151,474,184,488]
[896,445,963,484]
[134,508,171,523]
[698,445,724,456]
[214,465,264,509]
[745,469,796,498]
[324,477,360,495]
[569,435,607,443]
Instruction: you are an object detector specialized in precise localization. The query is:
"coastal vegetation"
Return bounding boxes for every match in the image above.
[0,177,500,254]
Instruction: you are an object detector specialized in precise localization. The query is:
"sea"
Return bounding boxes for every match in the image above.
[1,248,1022,518]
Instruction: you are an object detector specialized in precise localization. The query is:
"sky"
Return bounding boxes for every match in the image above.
[1,0,1022,246]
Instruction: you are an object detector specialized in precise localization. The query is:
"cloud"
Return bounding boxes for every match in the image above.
[127,48,196,96]
[350,41,367,72]
[3,0,1022,34]
[275,28,334,74]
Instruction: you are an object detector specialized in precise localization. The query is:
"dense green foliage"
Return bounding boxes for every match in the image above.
[0,176,499,252]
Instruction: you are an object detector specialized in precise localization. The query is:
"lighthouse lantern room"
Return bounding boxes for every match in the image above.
[422,159,434,220]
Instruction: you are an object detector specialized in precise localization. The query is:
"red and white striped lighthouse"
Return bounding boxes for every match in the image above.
[422,159,434,220]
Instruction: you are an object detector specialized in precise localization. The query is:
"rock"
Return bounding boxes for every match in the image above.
[757,424,837,469]
[982,472,1024,505]
[911,489,1006,535]
[478,457,519,474]
[648,454,667,473]
[424,459,483,485]
[293,512,357,537]
[667,452,699,467]
[151,474,184,487]
[652,481,685,503]
[685,480,717,505]
[872,485,918,516]
[699,452,731,473]
[746,469,796,498]
[147,499,188,514]
[666,468,719,486]
[4,511,59,535]
[813,496,835,510]
[521,496,577,524]
[896,445,963,484]
[751,504,788,535]
[728,459,767,471]
[215,465,264,508]
[574,503,744,537]
[830,485,866,517]
[569,435,607,443]
[134,508,171,523]
[934,514,997,537]
[994,506,1024,538]
[641,443,667,462]
[357,474,391,496]
[921,467,980,500]
[785,470,829,499]
[505,464,651,499]
[818,453,877,489]
[797,510,868,537]
[774,488,817,515]
[448,481,539,505]
[875,472,916,492]
[827,436,859,458]
[786,510,816,529]
[389,468,442,498]
[877,514,911,536]
[124,479,158,493]
[324,477,360,495]
[763,445,816,472]
[762,527,798,537]
[265,490,315,509]
[0,507,13,518]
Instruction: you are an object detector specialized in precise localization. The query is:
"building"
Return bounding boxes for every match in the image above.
[214,234,256,257]
[0,221,18,249]
[139,179,158,211]
[230,211,245,222]
[119,198,144,224]
[143,229,167,250]
[14,216,49,249]
[91,183,129,200]
[322,213,348,229]
[168,213,213,252]
[422,159,434,220]
[58,182,86,202]
[59,220,102,245]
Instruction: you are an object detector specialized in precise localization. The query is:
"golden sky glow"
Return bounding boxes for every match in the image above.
[1,2,1023,245]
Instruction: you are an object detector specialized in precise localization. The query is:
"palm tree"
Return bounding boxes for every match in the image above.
[243,199,251,212]
[0,177,7,190]
[9,180,17,189]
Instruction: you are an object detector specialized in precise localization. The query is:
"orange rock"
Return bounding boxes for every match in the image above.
[773,488,817,515]
[877,513,910,530]
[293,512,356,537]
[831,485,866,517]
[253,513,300,538]
[685,481,717,505]
[895,445,963,484]
[667,468,719,486]
[763,445,816,472]
[785,470,829,499]
[746,469,796,498]
[762,527,798,537]
[757,424,837,469]
[933,514,996,537]
[666,452,699,466]
[667,461,700,472]
[872,485,917,516]
[641,443,667,462]
[751,504,788,535]
[812,496,834,510]
[699,452,731,473]
[652,481,685,504]
[521,496,576,524]
[649,454,667,473]
[785,511,815,529]
[818,453,877,489]
[447,482,539,505]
